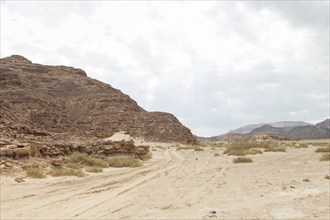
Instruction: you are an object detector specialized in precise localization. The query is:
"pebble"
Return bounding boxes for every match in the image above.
[5,162,13,167]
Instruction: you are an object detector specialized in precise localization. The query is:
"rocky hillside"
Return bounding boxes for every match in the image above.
[0,55,197,144]
[316,119,330,130]
[229,121,312,134]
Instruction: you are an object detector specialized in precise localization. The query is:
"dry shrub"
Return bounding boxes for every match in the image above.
[69,152,108,167]
[214,153,220,157]
[294,143,309,148]
[48,168,85,177]
[224,140,284,156]
[176,146,194,150]
[264,147,286,152]
[25,167,46,179]
[233,157,253,163]
[315,147,330,153]
[320,154,330,161]
[108,156,142,167]
[85,167,103,173]
[193,146,204,151]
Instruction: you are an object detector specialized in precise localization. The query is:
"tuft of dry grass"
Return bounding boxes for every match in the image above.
[320,154,330,161]
[176,146,194,150]
[69,152,108,168]
[108,156,142,168]
[193,146,204,151]
[214,153,220,157]
[85,167,103,173]
[25,167,46,179]
[146,152,153,160]
[264,147,286,152]
[48,168,85,177]
[233,157,253,163]
[315,147,330,153]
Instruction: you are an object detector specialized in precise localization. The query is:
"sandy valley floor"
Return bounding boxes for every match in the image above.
[1,144,329,219]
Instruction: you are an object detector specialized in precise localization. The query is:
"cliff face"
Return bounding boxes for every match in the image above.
[0,55,197,144]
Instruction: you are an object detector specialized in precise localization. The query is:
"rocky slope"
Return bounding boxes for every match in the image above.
[316,119,330,130]
[0,55,197,144]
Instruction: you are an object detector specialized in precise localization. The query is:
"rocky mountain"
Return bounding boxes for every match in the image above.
[203,119,329,142]
[229,121,312,134]
[287,125,329,140]
[316,119,330,130]
[0,55,197,144]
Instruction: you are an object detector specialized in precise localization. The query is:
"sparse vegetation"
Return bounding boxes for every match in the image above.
[214,153,220,157]
[264,146,286,152]
[25,167,46,179]
[315,147,330,153]
[48,168,85,177]
[85,167,103,173]
[108,156,142,167]
[69,152,108,167]
[66,163,83,169]
[193,146,204,151]
[320,154,330,161]
[233,157,253,163]
[176,146,194,150]
[146,152,153,160]
[223,140,286,156]
[294,143,309,148]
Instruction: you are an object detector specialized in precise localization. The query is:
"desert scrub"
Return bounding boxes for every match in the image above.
[146,152,153,160]
[69,152,108,167]
[25,167,46,179]
[320,154,330,161]
[315,147,330,153]
[108,156,142,167]
[294,143,309,148]
[85,167,103,173]
[223,141,264,156]
[233,157,253,163]
[176,146,194,150]
[214,153,220,157]
[264,146,286,152]
[193,146,204,151]
[48,168,85,177]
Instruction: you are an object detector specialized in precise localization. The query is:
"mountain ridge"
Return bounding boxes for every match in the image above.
[0,55,197,144]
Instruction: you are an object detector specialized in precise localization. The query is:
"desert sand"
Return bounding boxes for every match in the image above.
[1,143,329,219]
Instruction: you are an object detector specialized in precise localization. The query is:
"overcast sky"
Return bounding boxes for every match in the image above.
[1,1,329,136]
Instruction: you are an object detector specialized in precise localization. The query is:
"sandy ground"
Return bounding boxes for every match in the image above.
[1,144,329,219]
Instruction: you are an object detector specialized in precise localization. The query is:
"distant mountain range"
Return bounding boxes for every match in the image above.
[229,121,312,134]
[199,119,330,142]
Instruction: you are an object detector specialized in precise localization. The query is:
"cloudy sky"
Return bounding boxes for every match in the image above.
[1,1,329,136]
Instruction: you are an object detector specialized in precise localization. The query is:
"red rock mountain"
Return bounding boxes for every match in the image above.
[0,55,197,144]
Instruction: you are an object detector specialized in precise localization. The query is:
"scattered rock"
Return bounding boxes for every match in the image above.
[14,178,25,183]
[5,162,13,167]
[302,178,310,182]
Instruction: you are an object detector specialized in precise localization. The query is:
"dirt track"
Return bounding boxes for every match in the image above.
[1,145,329,219]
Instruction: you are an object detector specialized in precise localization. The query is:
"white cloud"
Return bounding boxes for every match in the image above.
[1,1,329,136]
